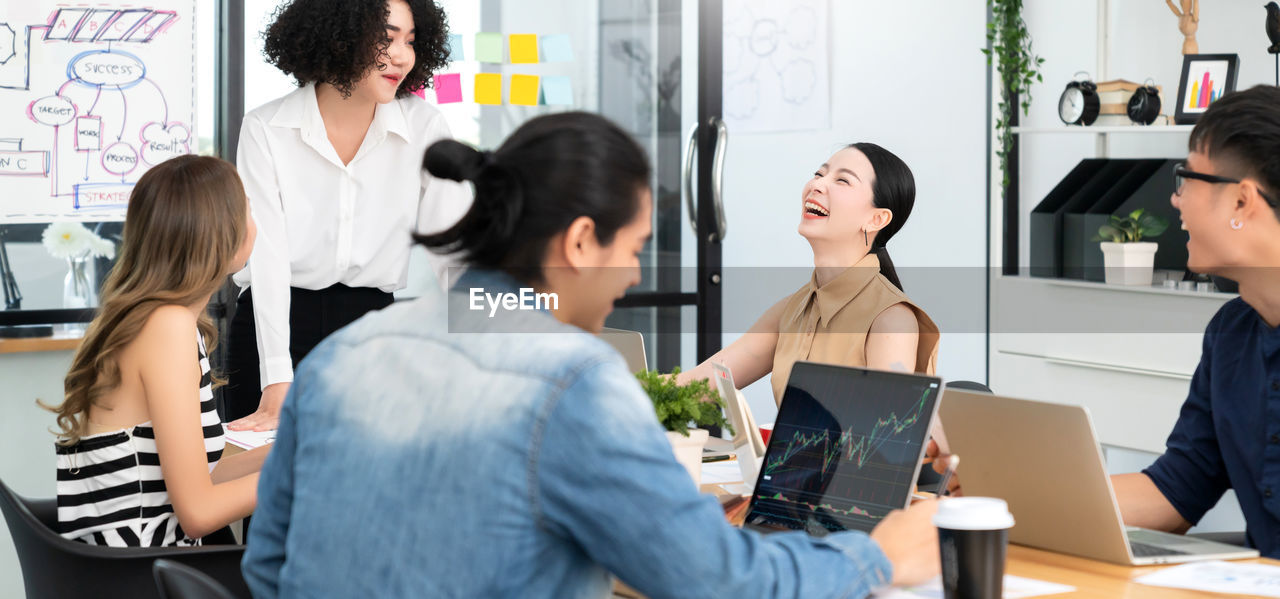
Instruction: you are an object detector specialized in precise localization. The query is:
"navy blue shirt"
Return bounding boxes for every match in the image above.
[1145,297,1280,557]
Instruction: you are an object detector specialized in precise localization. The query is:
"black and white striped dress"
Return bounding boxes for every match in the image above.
[55,332,225,547]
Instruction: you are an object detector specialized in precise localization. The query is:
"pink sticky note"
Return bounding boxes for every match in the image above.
[434,73,463,104]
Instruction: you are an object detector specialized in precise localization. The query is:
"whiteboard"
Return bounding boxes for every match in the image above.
[0,1,196,223]
[723,0,830,134]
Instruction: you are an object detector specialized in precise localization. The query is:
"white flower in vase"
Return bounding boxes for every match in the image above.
[41,222,115,260]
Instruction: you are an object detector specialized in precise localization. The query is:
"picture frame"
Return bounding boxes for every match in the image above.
[1174,53,1239,124]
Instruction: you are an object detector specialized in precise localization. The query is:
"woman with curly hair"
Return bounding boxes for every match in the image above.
[226,0,469,432]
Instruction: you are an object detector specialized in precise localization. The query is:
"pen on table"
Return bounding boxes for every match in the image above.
[702,454,732,463]
[937,455,959,497]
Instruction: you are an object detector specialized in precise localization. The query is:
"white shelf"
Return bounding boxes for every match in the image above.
[1011,125,1194,135]
[1000,274,1236,301]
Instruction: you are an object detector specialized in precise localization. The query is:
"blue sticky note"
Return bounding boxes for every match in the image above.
[447,34,464,61]
[539,34,574,62]
[540,76,574,106]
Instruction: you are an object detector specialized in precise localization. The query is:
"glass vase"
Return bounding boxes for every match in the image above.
[59,255,96,335]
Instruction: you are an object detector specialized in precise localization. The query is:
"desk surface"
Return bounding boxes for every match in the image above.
[695,467,1280,599]
[1006,544,1279,598]
[0,332,83,354]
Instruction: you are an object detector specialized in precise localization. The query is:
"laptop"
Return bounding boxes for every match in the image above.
[742,362,942,535]
[706,362,766,485]
[939,389,1260,565]
[597,327,647,373]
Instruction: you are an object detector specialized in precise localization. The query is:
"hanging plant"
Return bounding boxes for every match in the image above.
[982,0,1044,192]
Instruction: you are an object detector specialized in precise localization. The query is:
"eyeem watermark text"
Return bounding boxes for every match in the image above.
[469,288,559,317]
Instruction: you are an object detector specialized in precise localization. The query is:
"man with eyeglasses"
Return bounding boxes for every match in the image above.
[1109,85,1280,557]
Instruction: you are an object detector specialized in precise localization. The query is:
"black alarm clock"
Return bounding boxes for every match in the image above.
[1126,83,1161,126]
[1059,78,1100,126]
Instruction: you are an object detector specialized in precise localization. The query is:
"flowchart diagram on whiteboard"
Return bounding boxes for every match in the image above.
[0,1,195,223]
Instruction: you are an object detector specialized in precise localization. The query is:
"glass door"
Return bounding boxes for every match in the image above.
[233,0,725,370]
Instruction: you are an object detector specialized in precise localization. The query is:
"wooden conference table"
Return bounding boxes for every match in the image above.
[614,477,1280,599]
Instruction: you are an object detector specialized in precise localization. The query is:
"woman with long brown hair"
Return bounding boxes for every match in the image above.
[44,155,269,547]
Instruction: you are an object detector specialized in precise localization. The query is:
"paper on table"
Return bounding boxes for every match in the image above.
[701,461,742,485]
[224,429,276,450]
[1136,560,1280,597]
[872,575,1075,599]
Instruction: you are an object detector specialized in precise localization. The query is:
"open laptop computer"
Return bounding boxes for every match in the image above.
[940,389,1260,565]
[742,362,942,535]
[597,327,647,374]
[706,362,767,485]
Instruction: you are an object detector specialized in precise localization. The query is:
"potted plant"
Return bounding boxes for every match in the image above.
[635,368,733,486]
[1094,209,1169,286]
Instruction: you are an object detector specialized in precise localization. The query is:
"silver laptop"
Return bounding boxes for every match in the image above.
[706,362,766,485]
[597,327,647,373]
[940,389,1260,565]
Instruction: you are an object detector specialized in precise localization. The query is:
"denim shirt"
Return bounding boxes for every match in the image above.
[1145,297,1280,556]
[243,269,893,598]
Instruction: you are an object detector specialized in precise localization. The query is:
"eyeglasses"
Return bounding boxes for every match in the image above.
[1174,162,1277,207]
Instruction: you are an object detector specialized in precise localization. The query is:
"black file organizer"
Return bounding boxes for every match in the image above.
[1029,159,1111,278]
[1031,159,1189,281]
[1064,160,1164,281]
[1109,160,1187,273]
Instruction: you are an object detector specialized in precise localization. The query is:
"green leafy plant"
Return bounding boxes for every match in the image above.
[635,368,733,437]
[1094,209,1170,243]
[982,0,1045,192]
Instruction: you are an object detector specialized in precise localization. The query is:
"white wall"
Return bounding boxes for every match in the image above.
[708,1,991,424]
[0,350,74,598]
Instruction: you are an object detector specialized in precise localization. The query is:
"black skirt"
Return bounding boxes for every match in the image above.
[222,284,394,421]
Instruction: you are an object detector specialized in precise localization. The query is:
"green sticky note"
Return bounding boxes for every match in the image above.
[474,32,503,64]
[475,73,502,105]
[510,74,539,106]
[508,34,538,64]
[539,76,573,106]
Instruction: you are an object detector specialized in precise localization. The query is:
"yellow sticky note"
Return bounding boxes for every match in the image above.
[510,75,539,106]
[509,34,538,64]
[475,73,502,105]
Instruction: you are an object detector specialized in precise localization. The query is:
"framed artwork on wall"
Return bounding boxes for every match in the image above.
[1174,54,1239,124]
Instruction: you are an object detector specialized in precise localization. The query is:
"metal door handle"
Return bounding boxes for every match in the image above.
[682,123,698,236]
[710,117,728,242]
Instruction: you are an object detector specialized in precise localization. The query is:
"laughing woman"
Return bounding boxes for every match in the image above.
[679,143,939,404]
[225,0,470,431]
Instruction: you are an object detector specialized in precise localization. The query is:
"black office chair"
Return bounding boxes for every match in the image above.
[944,380,993,394]
[154,559,238,599]
[0,479,251,599]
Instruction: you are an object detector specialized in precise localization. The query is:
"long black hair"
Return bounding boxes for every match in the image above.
[849,142,915,291]
[416,112,651,283]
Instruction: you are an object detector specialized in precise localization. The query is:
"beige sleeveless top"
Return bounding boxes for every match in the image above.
[770,253,940,404]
